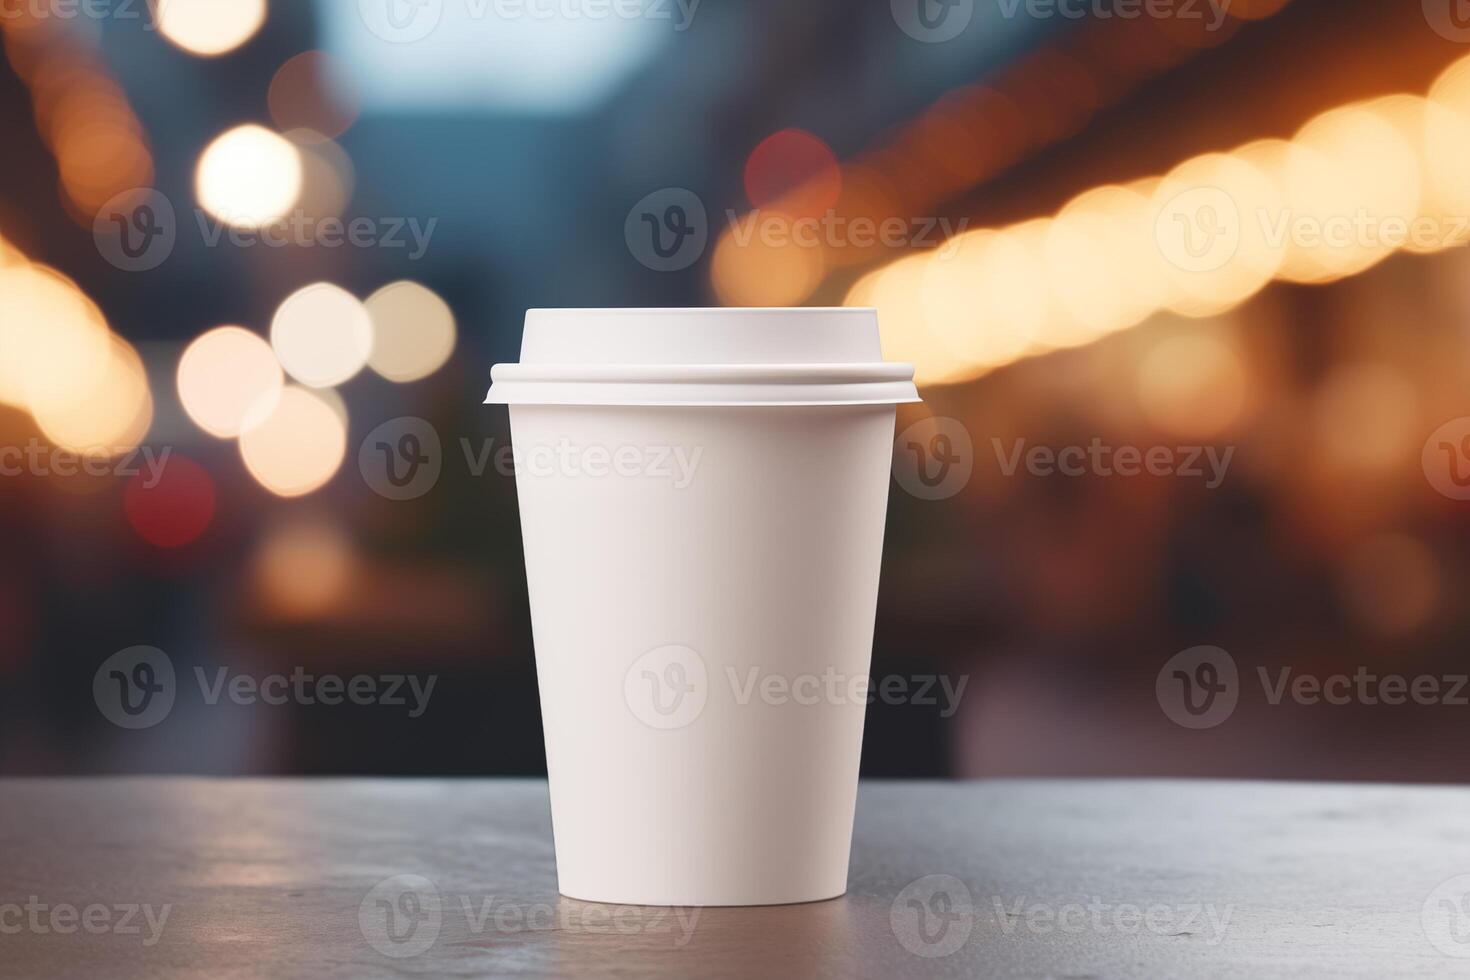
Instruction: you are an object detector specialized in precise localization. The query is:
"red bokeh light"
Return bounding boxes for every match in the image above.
[124,454,216,549]
[743,128,842,218]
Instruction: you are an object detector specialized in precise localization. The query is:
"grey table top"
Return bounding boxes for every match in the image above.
[2,778,1469,979]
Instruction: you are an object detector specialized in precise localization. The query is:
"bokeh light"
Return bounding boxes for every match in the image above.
[1043,185,1158,346]
[709,226,825,307]
[0,235,24,268]
[1312,363,1420,472]
[311,386,349,429]
[239,386,347,498]
[177,326,284,438]
[365,281,457,382]
[924,223,1049,372]
[195,125,303,229]
[1281,103,1420,282]
[157,0,268,57]
[253,516,355,619]
[22,52,153,218]
[124,455,216,549]
[288,132,354,222]
[1150,151,1284,314]
[270,283,372,388]
[268,51,360,140]
[1135,331,1248,439]
[743,128,841,218]
[840,49,1470,390]
[31,333,153,454]
[852,255,972,386]
[0,264,113,414]
[1338,533,1440,637]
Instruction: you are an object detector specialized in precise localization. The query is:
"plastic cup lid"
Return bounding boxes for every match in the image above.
[484,308,920,407]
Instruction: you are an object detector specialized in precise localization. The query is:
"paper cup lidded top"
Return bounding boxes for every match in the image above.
[484,307,919,407]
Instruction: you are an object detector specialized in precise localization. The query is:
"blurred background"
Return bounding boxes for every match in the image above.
[4,0,1470,781]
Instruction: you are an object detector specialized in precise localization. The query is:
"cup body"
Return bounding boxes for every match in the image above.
[510,402,897,906]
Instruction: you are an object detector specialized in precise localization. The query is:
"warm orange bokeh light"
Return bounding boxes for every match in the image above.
[178,326,284,439]
[269,51,360,141]
[196,125,303,229]
[157,0,268,57]
[239,386,348,498]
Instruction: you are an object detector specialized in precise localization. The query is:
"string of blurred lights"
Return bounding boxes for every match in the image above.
[713,0,1295,309]
[833,50,1470,387]
[1,9,153,223]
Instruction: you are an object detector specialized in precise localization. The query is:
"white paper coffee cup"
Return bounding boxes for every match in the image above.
[486,308,919,906]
